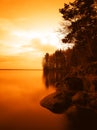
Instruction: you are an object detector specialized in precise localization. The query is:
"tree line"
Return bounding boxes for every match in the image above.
[42,0,97,73]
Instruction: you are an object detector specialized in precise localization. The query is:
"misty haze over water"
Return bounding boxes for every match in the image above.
[0,70,65,130]
[0,70,97,130]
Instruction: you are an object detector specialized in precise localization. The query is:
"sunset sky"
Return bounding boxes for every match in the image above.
[0,0,73,69]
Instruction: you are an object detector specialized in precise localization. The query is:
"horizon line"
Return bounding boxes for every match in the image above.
[0,69,43,71]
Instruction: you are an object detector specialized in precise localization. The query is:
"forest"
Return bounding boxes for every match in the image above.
[41,0,97,114]
[43,0,97,72]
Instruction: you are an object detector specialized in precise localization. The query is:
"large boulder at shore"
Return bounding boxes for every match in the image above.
[40,91,72,114]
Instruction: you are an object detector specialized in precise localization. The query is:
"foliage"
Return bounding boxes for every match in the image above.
[41,0,97,115]
[42,50,67,70]
[42,0,97,71]
[59,0,97,59]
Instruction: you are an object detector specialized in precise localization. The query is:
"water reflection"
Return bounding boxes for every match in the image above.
[42,70,97,130]
[0,70,64,130]
[43,70,65,88]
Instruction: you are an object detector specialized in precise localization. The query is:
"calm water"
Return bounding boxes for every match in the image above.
[0,70,67,130]
[1,70,97,130]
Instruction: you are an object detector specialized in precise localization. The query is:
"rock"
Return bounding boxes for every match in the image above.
[65,77,84,91]
[40,91,72,114]
[72,91,89,105]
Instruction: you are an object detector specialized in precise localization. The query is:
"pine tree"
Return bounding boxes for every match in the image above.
[59,0,97,59]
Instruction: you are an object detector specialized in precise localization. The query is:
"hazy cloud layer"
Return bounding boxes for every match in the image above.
[0,18,57,69]
[0,0,64,69]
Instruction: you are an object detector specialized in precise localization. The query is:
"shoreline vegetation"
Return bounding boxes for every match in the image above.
[40,0,97,115]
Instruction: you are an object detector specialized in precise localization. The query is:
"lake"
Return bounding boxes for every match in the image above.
[1,70,97,130]
[0,70,67,130]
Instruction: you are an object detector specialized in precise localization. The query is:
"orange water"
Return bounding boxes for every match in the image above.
[0,70,66,130]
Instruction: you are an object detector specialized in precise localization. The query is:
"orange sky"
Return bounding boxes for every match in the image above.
[0,0,73,69]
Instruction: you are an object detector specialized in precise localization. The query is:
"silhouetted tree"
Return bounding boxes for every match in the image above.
[54,50,66,69]
[42,53,50,70]
[42,50,67,70]
[59,0,97,61]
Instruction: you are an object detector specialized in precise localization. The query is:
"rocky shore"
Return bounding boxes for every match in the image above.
[40,62,97,114]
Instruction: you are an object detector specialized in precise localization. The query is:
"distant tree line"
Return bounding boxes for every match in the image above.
[42,50,64,69]
[42,0,97,73]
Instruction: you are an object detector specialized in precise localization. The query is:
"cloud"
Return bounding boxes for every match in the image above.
[0,18,31,56]
[0,17,57,55]
[30,38,57,54]
[0,18,57,69]
[0,55,24,62]
[0,54,42,69]
[0,18,16,32]
[0,29,8,40]
[16,37,57,59]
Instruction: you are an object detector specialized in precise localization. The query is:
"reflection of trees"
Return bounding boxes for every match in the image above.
[43,70,65,88]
